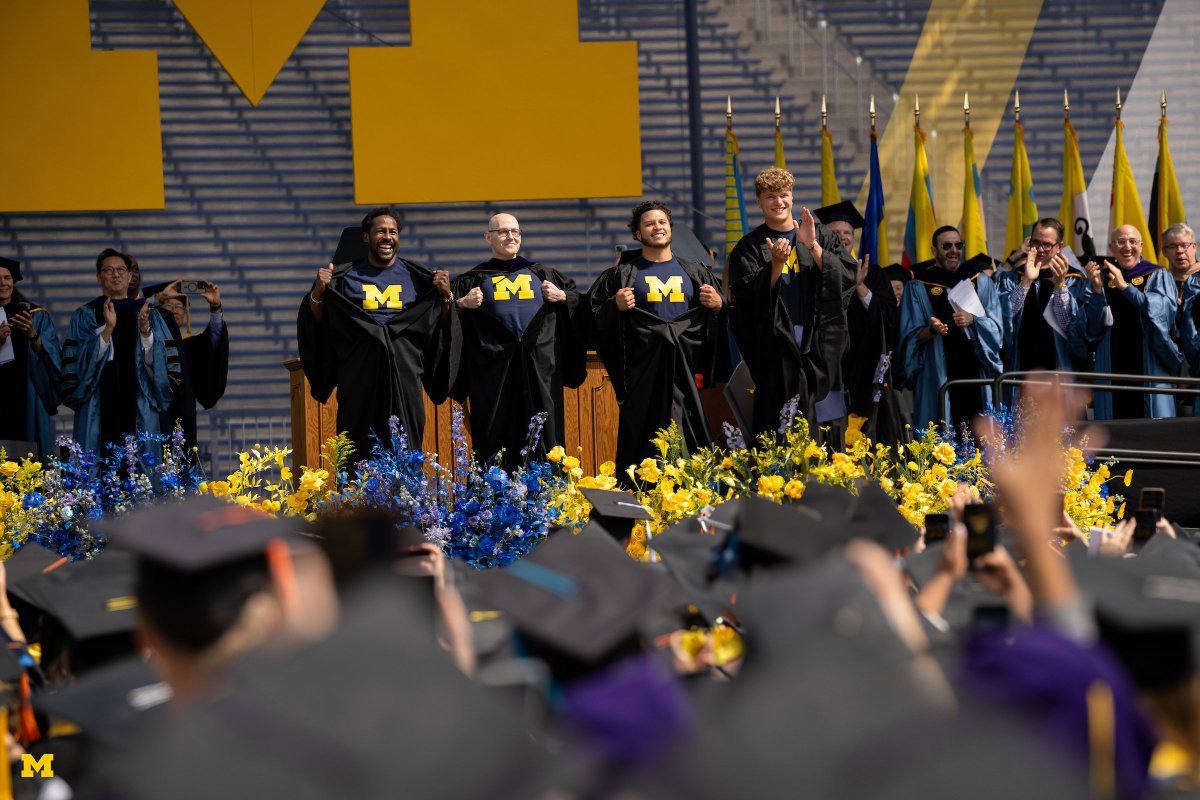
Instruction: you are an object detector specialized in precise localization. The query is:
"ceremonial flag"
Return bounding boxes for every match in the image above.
[820,128,841,206]
[861,130,891,267]
[1149,114,1186,266]
[1110,118,1156,264]
[724,125,749,259]
[961,126,988,259]
[1058,119,1094,258]
[1005,119,1038,258]
[903,123,936,266]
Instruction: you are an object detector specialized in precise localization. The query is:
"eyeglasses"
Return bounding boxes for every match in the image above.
[488,229,521,239]
[1164,242,1196,252]
[1029,239,1060,250]
[939,241,964,251]
[99,266,129,276]
[1111,238,1142,247]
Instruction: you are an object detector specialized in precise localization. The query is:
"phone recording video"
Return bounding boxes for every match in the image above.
[1139,487,1166,515]
[923,512,950,544]
[962,503,997,565]
[1133,508,1160,543]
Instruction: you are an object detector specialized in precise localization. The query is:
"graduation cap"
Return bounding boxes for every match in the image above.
[35,655,171,746]
[579,487,652,541]
[13,552,139,640]
[844,480,921,552]
[103,494,309,573]
[960,252,1002,278]
[0,256,21,283]
[1073,552,1200,689]
[469,525,675,664]
[880,263,912,283]
[812,200,864,230]
[331,225,369,266]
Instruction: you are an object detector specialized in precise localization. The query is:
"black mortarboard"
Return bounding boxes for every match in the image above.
[4,543,66,588]
[881,263,912,283]
[813,200,864,230]
[332,225,369,266]
[35,655,171,745]
[13,552,138,640]
[579,487,652,541]
[1073,552,1200,688]
[960,252,1002,278]
[843,480,921,551]
[469,525,673,662]
[104,495,309,572]
[0,256,21,283]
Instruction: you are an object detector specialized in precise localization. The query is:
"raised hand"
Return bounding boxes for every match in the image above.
[1105,262,1127,291]
[1084,259,1105,292]
[138,298,153,336]
[432,270,452,302]
[313,263,334,299]
[201,280,222,309]
[102,298,117,337]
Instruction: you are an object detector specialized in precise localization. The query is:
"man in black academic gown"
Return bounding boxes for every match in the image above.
[587,201,725,479]
[727,168,855,439]
[297,207,457,459]
[845,262,910,446]
[450,213,586,467]
[150,280,229,457]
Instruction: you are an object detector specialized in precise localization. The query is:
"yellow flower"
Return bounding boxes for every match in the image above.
[652,437,669,458]
[757,475,785,495]
[547,446,565,463]
[804,442,824,460]
[906,462,919,473]
[207,481,231,497]
[636,459,661,483]
[569,467,583,480]
[937,479,957,501]
[784,479,805,500]
[933,443,956,465]
[0,462,17,479]
[279,466,293,482]
[1117,501,1126,520]
[599,461,616,477]
[562,455,580,471]
[720,457,735,469]
[1123,469,1133,487]
[258,499,282,513]
[286,492,310,512]
[931,463,948,482]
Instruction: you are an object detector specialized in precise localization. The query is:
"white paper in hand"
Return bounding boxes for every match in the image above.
[1042,299,1067,339]
[0,308,13,365]
[948,279,987,319]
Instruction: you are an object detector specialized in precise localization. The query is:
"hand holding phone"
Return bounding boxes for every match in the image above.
[181,279,207,294]
[922,513,950,544]
[962,503,997,566]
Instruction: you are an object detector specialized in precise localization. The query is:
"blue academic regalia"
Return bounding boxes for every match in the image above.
[897,270,1004,430]
[993,269,1093,373]
[1175,274,1200,415]
[62,300,177,453]
[1090,264,1180,420]
[1,305,62,457]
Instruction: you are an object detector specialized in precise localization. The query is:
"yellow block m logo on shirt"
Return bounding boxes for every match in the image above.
[363,284,405,310]
[21,753,54,778]
[492,273,535,300]
[644,275,685,302]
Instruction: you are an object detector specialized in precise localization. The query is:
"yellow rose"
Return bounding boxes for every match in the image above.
[636,459,661,483]
[286,492,309,512]
[757,475,785,494]
[0,462,17,479]
[931,464,948,482]
[599,461,616,476]
[933,443,956,465]
[547,446,565,463]
[784,479,805,500]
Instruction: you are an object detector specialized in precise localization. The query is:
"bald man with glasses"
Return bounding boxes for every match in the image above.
[897,225,1003,430]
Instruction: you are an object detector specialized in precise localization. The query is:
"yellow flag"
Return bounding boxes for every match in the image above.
[724,126,749,257]
[775,126,787,170]
[961,127,987,259]
[1059,119,1094,257]
[820,128,840,206]
[1150,116,1186,266]
[1005,120,1038,258]
[1111,118,1156,264]
[903,123,936,265]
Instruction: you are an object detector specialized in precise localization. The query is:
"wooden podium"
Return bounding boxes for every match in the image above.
[285,354,619,474]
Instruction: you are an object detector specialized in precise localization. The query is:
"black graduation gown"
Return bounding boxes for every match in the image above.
[912,260,989,426]
[297,258,459,459]
[450,258,587,468]
[727,222,855,437]
[159,311,229,455]
[844,265,905,444]
[587,257,722,479]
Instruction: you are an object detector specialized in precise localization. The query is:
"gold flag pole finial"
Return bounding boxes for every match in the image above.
[726,96,732,127]
[1064,88,1070,122]
[1115,87,1122,122]
[1014,90,1021,124]
[914,94,921,127]
[820,95,826,129]
[964,91,971,129]
[776,95,783,130]
[1161,88,1167,119]
[869,95,876,133]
